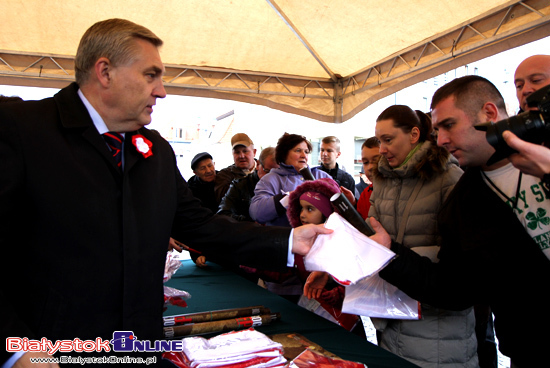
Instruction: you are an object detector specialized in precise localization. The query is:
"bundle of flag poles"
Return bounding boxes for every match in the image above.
[163,305,280,338]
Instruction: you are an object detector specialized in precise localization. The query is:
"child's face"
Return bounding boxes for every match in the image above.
[299,199,325,225]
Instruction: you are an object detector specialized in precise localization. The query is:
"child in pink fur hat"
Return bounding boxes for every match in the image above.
[287,178,364,336]
[286,178,340,227]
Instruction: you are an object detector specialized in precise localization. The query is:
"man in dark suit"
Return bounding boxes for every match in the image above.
[0,18,329,367]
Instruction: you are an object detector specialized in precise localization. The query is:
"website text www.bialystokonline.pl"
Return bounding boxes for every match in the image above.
[29,355,157,365]
[7,331,184,365]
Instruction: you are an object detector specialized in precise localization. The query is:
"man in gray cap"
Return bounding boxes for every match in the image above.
[214,133,257,202]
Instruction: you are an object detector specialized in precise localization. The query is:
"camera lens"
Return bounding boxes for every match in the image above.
[475,111,546,165]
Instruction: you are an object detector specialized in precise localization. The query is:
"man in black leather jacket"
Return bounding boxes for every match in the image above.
[218,147,278,221]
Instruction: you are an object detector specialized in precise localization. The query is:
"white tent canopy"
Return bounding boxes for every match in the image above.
[1,0,549,122]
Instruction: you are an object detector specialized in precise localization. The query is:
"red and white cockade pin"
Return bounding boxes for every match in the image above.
[132,135,153,158]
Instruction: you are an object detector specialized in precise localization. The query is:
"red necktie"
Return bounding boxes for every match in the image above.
[102,132,124,167]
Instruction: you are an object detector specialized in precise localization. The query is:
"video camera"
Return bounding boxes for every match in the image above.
[474,84,550,166]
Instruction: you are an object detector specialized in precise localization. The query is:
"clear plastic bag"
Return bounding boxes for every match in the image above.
[342,273,420,320]
[164,285,191,308]
[163,252,191,309]
[164,251,183,283]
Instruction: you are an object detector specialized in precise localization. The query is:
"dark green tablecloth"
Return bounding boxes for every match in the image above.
[164,260,418,368]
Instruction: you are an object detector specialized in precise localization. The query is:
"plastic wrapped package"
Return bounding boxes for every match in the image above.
[164,251,183,282]
[289,349,366,368]
[162,328,286,368]
[164,252,191,309]
[164,285,191,308]
[304,213,394,285]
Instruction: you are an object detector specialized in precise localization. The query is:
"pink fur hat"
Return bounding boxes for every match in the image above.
[287,178,341,227]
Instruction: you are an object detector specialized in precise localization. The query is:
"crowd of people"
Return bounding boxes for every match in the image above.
[1,16,549,368]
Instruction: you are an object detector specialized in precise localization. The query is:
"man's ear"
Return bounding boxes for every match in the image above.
[94,57,112,87]
[481,102,499,122]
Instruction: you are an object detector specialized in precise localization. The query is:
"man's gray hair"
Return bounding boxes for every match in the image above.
[75,18,163,85]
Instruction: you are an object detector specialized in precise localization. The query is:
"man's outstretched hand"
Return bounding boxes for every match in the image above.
[292,224,333,255]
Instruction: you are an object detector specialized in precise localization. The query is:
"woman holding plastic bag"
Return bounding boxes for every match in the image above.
[366,105,477,367]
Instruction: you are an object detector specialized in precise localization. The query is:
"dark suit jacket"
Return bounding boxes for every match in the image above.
[0,83,291,363]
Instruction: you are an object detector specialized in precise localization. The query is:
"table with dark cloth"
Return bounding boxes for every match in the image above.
[163,260,418,368]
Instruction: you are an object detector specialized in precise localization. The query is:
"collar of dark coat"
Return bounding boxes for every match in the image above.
[221,164,249,177]
[53,82,154,173]
[319,162,340,175]
[53,82,149,135]
[54,82,91,129]
[188,174,217,188]
[374,140,455,181]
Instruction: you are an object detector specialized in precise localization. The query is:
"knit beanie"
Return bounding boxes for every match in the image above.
[299,191,333,218]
